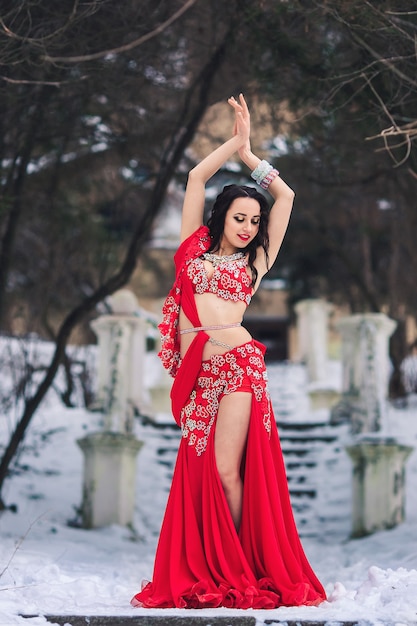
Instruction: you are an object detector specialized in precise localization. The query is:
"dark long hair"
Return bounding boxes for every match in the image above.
[206,184,270,287]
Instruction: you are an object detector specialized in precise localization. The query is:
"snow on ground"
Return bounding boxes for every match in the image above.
[1,340,417,625]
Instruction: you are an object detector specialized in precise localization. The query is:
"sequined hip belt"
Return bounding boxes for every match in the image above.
[180,322,242,350]
[179,322,241,335]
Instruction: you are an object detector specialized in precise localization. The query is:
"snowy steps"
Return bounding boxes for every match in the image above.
[140,362,351,539]
[143,416,351,540]
[277,420,351,538]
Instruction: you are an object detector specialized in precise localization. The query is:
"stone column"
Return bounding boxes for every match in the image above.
[90,289,153,430]
[346,437,413,537]
[331,313,397,433]
[294,299,333,383]
[77,432,143,528]
[91,315,149,430]
[78,289,148,530]
[295,299,339,409]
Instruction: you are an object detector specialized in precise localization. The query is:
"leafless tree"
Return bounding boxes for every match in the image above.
[0,0,250,507]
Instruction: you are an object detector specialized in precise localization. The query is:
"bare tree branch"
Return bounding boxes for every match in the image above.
[0,512,49,578]
[309,0,417,170]
[363,0,416,43]
[0,75,80,87]
[363,74,417,174]
[43,0,197,64]
[386,10,417,15]
[0,15,234,505]
[350,29,417,89]
[0,0,94,44]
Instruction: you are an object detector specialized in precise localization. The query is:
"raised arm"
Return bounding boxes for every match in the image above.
[180,95,250,242]
[229,95,295,285]
[241,148,295,280]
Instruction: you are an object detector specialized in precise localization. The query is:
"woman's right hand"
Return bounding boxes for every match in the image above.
[228,94,251,152]
[180,94,253,242]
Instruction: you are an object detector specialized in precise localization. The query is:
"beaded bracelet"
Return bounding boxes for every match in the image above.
[260,168,279,189]
[251,160,279,190]
[251,160,273,185]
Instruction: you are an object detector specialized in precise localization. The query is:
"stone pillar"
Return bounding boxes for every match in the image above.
[78,289,150,530]
[77,432,143,528]
[91,315,149,430]
[295,299,333,383]
[331,313,397,433]
[346,437,413,537]
[90,289,152,430]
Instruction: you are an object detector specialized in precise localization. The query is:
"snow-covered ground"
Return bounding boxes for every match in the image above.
[1,340,417,625]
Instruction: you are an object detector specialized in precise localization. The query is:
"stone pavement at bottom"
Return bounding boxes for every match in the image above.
[21,617,372,626]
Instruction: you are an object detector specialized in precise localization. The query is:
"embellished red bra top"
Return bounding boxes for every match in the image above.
[186,253,252,306]
[158,226,253,378]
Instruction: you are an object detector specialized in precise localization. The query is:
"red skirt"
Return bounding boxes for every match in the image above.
[131,341,326,609]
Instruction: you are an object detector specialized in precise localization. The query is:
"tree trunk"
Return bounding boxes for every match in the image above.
[0,33,231,508]
[0,87,52,327]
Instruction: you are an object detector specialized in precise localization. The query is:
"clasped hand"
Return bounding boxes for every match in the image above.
[228,93,251,156]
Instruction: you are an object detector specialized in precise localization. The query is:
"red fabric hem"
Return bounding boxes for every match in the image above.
[131,578,325,610]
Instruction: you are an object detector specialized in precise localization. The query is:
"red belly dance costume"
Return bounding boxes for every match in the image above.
[131,226,326,609]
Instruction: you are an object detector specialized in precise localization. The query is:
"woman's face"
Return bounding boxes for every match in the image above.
[219,197,261,253]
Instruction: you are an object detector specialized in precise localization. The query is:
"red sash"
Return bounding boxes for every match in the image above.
[157,226,211,425]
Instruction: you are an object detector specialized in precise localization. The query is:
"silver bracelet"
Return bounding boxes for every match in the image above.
[251,160,279,189]
[251,160,273,184]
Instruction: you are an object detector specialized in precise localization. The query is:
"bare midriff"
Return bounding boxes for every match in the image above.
[179,292,252,360]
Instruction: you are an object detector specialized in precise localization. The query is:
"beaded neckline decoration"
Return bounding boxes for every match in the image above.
[201,251,245,268]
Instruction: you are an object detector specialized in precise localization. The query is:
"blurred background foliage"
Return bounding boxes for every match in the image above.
[0,0,416,336]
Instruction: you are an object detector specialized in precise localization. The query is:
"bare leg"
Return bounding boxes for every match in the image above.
[214,392,252,531]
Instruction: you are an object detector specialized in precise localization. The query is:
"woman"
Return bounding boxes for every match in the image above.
[131,95,326,609]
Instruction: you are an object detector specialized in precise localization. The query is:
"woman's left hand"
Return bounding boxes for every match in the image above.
[228,93,251,152]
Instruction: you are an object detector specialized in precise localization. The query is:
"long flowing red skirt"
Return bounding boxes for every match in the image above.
[131,341,326,609]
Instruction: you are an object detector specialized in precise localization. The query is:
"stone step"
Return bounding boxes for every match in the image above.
[288,487,317,498]
[287,473,315,485]
[140,415,352,540]
[277,420,332,431]
[280,435,339,445]
[22,615,371,626]
[154,437,343,482]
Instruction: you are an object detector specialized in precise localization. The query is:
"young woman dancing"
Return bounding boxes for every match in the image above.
[131,94,326,609]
